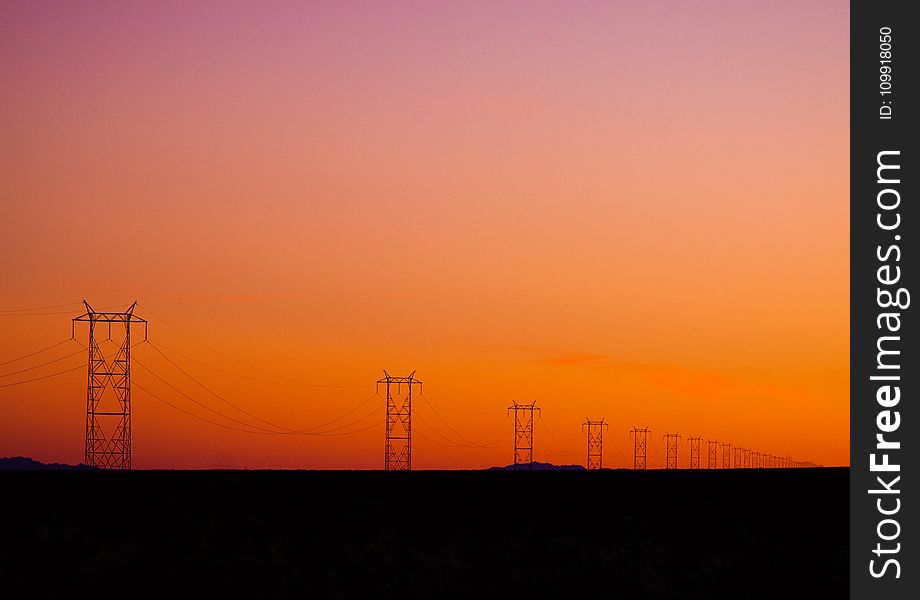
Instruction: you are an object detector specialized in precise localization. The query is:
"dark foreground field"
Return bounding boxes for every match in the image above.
[0,468,846,599]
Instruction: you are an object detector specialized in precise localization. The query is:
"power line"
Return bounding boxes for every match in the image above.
[138,306,369,388]
[135,381,382,437]
[0,303,126,317]
[148,340,384,434]
[145,340,323,434]
[145,341,380,435]
[134,357,288,434]
[0,301,82,314]
[414,412,479,448]
[150,339,366,389]
[1,348,85,378]
[418,392,490,448]
[0,310,89,316]
[135,357,382,436]
[0,338,74,366]
[0,363,84,388]
[413,410,505,449]
[537,418,581,457]
[0,339,147,390]
[411,426,501,450]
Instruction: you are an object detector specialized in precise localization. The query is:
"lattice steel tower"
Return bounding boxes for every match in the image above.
[721,442,732,469]
[706,440,719,469]
[663,433,681,469]
[73,300,147,470]
[687,436,702,469]
[734,446,743,468]
[582,418,608,470]
[377,370,421,471]
[507,401,540,469]
[630,427,650,470]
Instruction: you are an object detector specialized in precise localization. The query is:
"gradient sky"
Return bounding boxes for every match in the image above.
[0,1,849,469]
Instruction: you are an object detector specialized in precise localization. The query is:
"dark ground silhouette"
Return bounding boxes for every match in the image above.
[0,468,846,599]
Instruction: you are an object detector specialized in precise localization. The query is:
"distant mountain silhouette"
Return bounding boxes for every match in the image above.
[0,456,90,470]
[487,461,585,471]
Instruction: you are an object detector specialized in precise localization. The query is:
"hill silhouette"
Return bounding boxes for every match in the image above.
[0,456,89,470]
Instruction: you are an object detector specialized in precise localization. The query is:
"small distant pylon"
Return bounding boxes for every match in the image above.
[663,432,681,469]
[73,300,147,470]
[507,401,540,469]
[687,436,702,469]
[743,448,752,469]
[582,418,608,470]
[706,440,719,469]
[630,427,650,470]
[377,370,421,471]
[721,443,732,469]
[734,446,743,469]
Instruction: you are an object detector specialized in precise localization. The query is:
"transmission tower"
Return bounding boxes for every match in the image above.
[721,443,732,469]
[661,432,680,469]
[706,440,719,469]
[72,301,147,470]
[377,370,421,471]
[687,436,702,469]
[507,401,540,469]
[582,418,608,470]
[630,427,650,470]
[743,448,751,468]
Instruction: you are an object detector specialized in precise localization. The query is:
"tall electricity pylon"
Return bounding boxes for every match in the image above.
[734,446,743,469]
[377,370,421,471]
[687,436,702,469]
[706,440,719,469]
[663,432,681,469]
[721,443,732,469]
[507,401,540,469]
[72,300,147,470]
[630,427,650,470]
[743,448,752,469]
[582,418,608,470]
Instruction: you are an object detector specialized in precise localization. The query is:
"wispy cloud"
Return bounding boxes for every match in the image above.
[533,350,730,397]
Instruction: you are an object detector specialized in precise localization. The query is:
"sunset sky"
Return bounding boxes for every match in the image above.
[0,1,849,469]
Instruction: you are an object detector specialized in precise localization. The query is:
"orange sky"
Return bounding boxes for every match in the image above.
[0,1,849,469]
